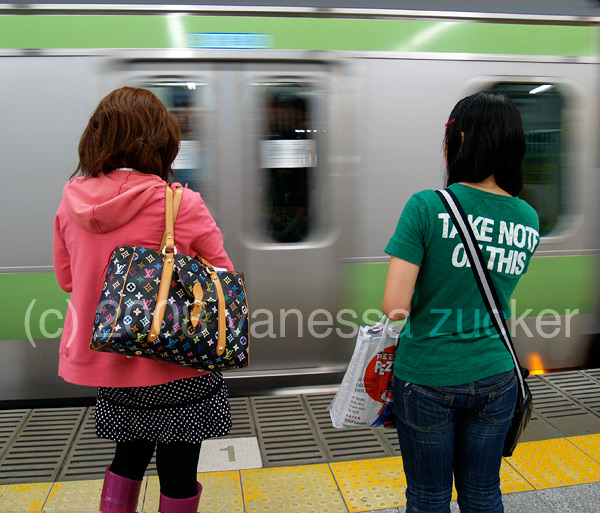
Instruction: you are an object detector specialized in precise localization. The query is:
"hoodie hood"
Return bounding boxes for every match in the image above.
[63,170,166,233]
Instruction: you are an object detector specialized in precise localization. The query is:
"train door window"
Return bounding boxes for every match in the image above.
[140,81,216,205]
[256,83,321,243]
[491,83,565,236]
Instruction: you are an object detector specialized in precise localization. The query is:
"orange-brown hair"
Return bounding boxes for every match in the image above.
[74,87,181,180]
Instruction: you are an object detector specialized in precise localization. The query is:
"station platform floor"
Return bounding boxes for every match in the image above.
[1,369,599,512]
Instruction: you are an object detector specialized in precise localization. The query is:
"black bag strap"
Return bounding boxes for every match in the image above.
[435,188,528,398]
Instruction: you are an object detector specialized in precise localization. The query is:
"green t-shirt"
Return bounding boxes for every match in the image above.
[385,183,540,386]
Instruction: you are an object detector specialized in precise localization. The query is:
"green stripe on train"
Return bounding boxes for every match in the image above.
[0,15,597,56]
[0,255,597,341]
[0,273,70,342]
[343,255,600,323]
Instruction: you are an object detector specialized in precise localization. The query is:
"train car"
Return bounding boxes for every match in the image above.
[1,0,599,403]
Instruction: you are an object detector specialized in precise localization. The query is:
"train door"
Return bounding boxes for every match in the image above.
[237,65,344,384]
[117,59,353,388]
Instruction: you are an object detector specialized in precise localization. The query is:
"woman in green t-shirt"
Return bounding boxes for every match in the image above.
[383,91,539,513]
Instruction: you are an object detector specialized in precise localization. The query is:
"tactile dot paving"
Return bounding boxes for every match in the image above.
[505,439,600,489]
[330,457,407,512]
[567,434,600,462]
[197,471,243,513]
[42,479,104,511]
[0,482,52,512]
[241,464,347,513]
[499,460,535,494]
[142,472,243,513]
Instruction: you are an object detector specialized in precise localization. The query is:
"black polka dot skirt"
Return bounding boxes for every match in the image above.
[95,371,231,444]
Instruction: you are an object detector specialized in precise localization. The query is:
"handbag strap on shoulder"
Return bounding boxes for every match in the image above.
[436,188,528,397]
[160,185,184,252]
[148,184,184,343]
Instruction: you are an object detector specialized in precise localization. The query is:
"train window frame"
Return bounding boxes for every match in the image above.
[466,77,580,241]
[245,77,331,246]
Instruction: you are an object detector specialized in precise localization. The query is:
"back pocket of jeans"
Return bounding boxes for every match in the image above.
[480,381,517,424]
[402,385,453,431]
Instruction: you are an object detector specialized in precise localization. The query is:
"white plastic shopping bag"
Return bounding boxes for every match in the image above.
[329,316,401,428]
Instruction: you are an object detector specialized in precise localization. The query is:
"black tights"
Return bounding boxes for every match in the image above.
[109,440,201,499]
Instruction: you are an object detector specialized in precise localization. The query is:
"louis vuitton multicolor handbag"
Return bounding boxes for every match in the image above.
[90,185,249,371]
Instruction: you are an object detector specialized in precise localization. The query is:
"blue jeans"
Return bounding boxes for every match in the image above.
[393,370,517,513]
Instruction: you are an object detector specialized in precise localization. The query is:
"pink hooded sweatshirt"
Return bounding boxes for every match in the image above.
[53,170,233,387]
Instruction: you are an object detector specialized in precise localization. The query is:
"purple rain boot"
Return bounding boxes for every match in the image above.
[99,467,143,513]
[158,482,202,513]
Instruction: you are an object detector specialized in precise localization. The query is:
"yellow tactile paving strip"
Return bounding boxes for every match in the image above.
[330,457,407,512]
[1,435,600,513]
[43,479,104,511]
[568,433,600,462]
[499,460,535,494]
[504,437,600,489]
[0,482,52,513]
[241,464,347,513]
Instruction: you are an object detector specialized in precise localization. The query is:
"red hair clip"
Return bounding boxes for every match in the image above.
[445,119,456,127]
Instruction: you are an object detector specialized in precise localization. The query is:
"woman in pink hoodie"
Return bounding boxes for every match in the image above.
[53,87,234,513]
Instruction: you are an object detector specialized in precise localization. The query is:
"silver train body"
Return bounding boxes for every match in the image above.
[1,1,599,402]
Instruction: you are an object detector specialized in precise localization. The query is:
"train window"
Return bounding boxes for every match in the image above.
[491,83,565,235]
[140,81,216,203]
[257,83,319,243]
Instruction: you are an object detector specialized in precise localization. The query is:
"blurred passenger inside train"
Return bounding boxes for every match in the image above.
[53,87,233,513]
[383,91,539,513]
[265,91,310,242]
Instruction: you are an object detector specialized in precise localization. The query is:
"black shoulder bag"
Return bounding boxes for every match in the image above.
[436,188,533,457]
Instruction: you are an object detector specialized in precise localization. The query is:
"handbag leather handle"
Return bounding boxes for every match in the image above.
[149,185,183,342]
[197,256,227,356]
[160,186,183,250]
[149,185,227,359]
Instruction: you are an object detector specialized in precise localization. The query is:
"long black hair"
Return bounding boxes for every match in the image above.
[445,91,525,196]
